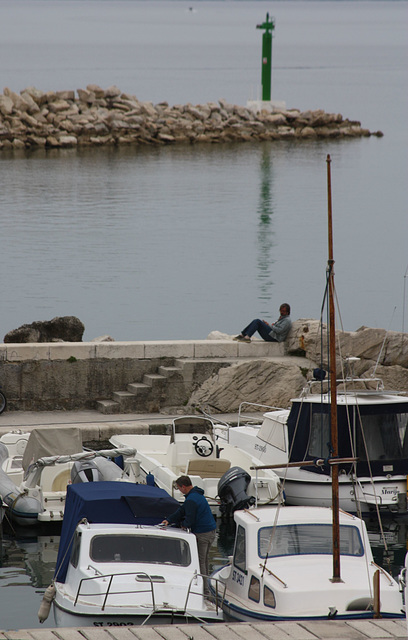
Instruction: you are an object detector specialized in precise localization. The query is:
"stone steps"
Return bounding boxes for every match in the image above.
[97,367,182,415]
[95,357,237,415]
[94,342,289,415]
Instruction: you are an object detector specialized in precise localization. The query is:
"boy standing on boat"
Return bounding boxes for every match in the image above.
[234,302,291,343]
[161,475,216,593]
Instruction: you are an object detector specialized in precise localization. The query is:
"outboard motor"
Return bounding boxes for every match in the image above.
[70,460,102,484]
[217,466,255,518]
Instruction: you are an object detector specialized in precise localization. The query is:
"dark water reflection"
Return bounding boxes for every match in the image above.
[256,149,276,309]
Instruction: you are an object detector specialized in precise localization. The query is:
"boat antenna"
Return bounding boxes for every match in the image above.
[326,154,341,583]
[372,305,396,377]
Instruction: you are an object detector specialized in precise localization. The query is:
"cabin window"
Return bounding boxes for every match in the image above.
[90,535,191,566]
[258,524,363,558]
[248,576,260,602]
[233,525,247,573]
[308,411,330,458]
[357,410,408,461]
[70,531,81,568]
[264,586,276,608]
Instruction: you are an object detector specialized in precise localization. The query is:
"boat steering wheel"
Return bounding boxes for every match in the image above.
[194,437,214,457]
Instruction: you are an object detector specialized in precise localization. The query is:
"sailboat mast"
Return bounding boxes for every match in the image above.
[326,154,341,582]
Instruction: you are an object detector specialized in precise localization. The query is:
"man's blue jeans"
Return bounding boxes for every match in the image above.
[242,318,277,342]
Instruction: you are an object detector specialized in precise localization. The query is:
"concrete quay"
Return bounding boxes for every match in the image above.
[0,407,242,441]
[0,338,295,414]
[1,619,407,640]
[0,338,286,362]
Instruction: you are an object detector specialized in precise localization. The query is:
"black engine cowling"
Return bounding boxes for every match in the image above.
[217,466,255,517]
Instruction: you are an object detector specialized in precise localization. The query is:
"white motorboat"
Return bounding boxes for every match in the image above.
[210,157,404,623]
[109,415,283,516]
[209,505,404,621]
[46,482,224,626]
[219,372,408,515]
[0,426,134,526]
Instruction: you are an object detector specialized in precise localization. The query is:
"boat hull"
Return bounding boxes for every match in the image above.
[53,598,222,627]
[281,472,407,514]
[216,597,403,623]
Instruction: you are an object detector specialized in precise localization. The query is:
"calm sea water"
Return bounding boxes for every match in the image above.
[0,1,407,627]
[0,0,406,341]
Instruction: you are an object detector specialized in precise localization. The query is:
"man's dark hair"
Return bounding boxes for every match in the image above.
[176,475,193,488]
[280,303,291,314]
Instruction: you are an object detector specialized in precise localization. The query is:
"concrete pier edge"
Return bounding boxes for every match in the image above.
[0,618,406,639]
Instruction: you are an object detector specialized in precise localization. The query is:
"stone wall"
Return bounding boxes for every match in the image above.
[0,323,406,413]
[0,85,382,150]
[0,339,285,412]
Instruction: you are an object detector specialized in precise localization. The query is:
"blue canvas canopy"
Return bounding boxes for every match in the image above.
[54,481,179,583]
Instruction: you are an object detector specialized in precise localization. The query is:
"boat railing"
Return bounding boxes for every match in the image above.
[73,569,224,614]
[299,375,397,398]
[74,571,161,610]
[237,402,283,427]
[213,403,283,444]
[185,572,226,614]
[86,564,104,577]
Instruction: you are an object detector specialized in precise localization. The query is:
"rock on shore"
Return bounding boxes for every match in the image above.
[198,321,408,411]
[4,316,85,343]
[0,84,383,150]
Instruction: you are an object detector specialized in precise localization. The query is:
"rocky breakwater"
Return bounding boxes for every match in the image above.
[0,84,383,150]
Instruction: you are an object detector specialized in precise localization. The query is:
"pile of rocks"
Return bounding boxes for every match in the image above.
[0,84,382,150]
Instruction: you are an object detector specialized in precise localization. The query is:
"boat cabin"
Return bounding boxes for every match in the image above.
[287,392,408,477]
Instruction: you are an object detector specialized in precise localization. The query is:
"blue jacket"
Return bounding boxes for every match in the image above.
[166,486,216,534]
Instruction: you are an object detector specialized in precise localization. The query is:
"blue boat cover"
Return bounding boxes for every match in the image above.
[54,481,179,583]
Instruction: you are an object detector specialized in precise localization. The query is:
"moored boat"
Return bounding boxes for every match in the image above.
[209,505,404,621]
[0,426,135,526]
[110,415,283,516]
[220,371,408,514]
[46,482,224,626]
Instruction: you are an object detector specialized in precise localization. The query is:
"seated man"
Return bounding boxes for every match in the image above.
[233,303,291,343]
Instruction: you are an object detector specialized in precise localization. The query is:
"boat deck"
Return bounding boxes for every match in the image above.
[1,619,406,640]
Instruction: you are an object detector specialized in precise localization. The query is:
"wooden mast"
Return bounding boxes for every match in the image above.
[327,154,341,582]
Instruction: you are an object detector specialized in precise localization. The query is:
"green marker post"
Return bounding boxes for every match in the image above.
[256,13,275,102]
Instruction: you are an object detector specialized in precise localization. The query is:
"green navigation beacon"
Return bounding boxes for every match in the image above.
[256,13,275,102]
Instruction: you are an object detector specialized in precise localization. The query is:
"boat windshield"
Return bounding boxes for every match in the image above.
[304,404,408,471]
[171,416,214,441]
[357,410,408,462]
[90,534,191,566]
[258,524,364,558]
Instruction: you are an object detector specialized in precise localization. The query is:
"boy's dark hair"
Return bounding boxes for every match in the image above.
[176,475,192,488]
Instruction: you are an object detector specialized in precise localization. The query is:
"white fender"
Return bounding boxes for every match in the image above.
[38,583,56,623]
